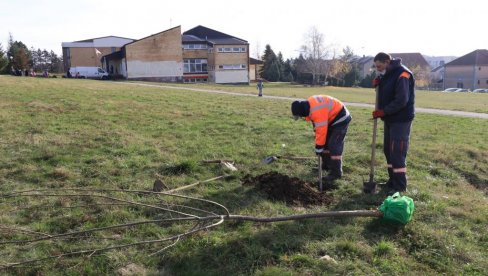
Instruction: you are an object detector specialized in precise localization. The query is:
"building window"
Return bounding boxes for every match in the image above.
[217,47,247,53]
[457,82,463,88]
[183,59,208,73]
[219,64,247,70]
[183,44,208,50]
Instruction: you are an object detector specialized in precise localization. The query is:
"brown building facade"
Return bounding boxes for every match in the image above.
[62,36,134,71]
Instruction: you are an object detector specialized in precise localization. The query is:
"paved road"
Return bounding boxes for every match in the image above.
[120,82,488,119]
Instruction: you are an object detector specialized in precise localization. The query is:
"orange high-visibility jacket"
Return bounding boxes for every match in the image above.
[305,95,346,147]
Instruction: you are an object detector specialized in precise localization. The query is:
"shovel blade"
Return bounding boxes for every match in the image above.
[363,181,377,194]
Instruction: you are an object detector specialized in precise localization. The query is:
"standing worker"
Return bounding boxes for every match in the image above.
[257,79,264,97]
[372,52,415,193]
[291,95,352,182]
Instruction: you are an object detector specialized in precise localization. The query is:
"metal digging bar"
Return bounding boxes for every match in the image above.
[363,85,380,194]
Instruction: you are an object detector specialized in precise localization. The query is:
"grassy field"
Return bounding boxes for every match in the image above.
[136,82,488,113]
[0,76,487,275]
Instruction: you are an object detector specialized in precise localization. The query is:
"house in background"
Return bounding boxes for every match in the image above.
[430,65,446,90]
[389,53,431,71]
[62,36,134,70]
[443,49,488,90]
[352,56,374,80]
[249,57,263,81]
[100,25,249,84]
[423,55,457,70]
[389,53,431,87]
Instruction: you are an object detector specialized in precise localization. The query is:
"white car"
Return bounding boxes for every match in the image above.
[473,88,488,93]
[442,88,459,92]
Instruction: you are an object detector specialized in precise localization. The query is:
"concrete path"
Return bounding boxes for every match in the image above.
[120,82,488,119]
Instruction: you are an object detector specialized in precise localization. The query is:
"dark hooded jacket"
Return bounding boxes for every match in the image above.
[377,58,415,122]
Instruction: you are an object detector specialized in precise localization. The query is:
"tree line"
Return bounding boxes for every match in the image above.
[259,26,376,87]
[0,33,63,75]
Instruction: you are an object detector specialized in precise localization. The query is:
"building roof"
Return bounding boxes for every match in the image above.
[389,53,430,69]
[431,65,444,72]
[352,56,373,65]
[183,25,247,45]
[62,36,135,48]
[73,36,135,43]
[206,37,248,45]
[445,49,488,66]
[182,35,206,43]
[250,57,264,65]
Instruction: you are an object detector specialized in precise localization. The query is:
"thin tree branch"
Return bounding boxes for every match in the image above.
[0,225,52,238]
[0,217,203,245]
[0,216,225,269]
[4,193,198,218]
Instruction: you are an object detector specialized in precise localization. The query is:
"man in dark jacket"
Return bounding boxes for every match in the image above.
[372,52,415,193]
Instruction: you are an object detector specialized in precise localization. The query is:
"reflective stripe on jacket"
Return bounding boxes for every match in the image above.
[305,95,345,147]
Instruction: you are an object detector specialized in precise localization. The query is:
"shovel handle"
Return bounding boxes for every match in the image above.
[318,156,323,192]
[369,85,380,184]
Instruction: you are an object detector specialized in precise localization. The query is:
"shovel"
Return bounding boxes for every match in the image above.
[363,85,380,194]
[262,155,314,164]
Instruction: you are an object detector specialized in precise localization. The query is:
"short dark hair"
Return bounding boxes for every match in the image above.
[374,52,392,63]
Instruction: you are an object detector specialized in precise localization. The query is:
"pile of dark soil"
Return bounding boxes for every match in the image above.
[242,172,333,206]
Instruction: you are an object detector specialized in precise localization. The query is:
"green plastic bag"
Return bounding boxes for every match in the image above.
[378,192,415,225]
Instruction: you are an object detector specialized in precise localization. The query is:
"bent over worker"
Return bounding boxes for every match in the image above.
[291,95,352,181]
[372,52,415,193]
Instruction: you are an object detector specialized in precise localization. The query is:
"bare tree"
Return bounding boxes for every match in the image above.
[253,40,262,59]
[410,65,430,88]
[299,26,332,85]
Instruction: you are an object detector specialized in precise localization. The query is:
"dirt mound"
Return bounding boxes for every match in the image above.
[242,172,333,206]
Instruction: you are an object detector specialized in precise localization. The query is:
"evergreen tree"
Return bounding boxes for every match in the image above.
[344,64,360,87]
[7,33,31,71]
[267,60,281,82]
[360,71,377,88]
[49,50,63,73]
[0,43,8,74]
[282,59,296,82]
[260,44,277,81]
[276,52,285,81]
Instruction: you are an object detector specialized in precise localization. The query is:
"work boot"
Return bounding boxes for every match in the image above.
[323,159,342,182]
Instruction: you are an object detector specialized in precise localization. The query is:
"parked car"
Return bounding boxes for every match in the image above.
[442,88,459,92]
[473,88,488,93]
[456,88,471,92]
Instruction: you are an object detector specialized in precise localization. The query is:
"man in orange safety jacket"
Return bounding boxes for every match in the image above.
[291,95,352,181]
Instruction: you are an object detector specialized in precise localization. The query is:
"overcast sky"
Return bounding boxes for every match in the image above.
[1,0,486,59]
